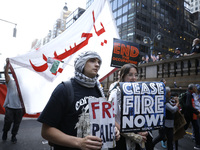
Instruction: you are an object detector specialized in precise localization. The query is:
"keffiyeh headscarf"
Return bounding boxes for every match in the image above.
[74,51,102,73]
[74,51,104,96]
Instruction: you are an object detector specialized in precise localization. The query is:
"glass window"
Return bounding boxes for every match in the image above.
[118,8,122,16]
[113,11,117,18]
[123,0,128,4]
[129,2,134,10]
[123,4,128,14]
[118,0,122,7]
[113,0,117,10]
[117,18,122,26]
[122,15,127,23]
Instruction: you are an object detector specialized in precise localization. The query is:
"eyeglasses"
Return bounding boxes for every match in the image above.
[127,73,138,78]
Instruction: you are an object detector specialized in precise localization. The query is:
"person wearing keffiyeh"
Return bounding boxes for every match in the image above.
[38,51,120,150]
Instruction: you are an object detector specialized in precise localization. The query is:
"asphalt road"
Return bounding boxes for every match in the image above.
[0,115,49,150]
[0,114,196,150]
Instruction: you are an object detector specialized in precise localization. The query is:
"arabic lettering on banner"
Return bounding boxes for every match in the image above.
[111,38,140,68]
[88,97,116,149]
[29,10,105,78]
[9,0,120,114]
[120,82,166,133]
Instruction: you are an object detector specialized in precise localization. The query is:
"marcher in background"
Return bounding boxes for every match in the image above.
[187,38,200,56]
[37,51,120,150]
[183,84,200,150]
[159,78,167,149]
[139,56,147,65]
[157,52,164,61]
[173,48,182,58]
[193,84,200,134]
[191,38,200,55]
[2,58,24,144]
[152,87,179,150]
[160,78,166,86]
[108,63,149,150]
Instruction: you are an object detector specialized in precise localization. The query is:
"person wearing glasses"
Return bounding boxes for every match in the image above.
[108,63,150,150]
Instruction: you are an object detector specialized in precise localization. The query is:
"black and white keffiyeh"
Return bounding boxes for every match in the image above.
[74,51,105,97]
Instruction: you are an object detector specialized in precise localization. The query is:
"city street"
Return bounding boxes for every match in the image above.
[0,114,196,150]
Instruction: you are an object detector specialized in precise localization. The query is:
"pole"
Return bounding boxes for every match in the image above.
[0,19,17,37]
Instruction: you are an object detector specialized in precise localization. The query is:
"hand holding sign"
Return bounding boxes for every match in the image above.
[79,135,103,150]
[89,97,116,149]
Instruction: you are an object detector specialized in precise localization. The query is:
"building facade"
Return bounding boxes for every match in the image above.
[185,0,200,13]
[87,0,199,58]
[31,4,85,49]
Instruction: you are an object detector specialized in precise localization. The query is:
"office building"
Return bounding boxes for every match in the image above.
[86,0,199,57]
[185,0,200,13]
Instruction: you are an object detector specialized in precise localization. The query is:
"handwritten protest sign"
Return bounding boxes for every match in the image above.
[120,82,166,133]
[88,97,116,148]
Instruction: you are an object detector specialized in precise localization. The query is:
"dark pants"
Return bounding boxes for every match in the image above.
[165,127,174,150]
[2,107,23,136]
[191,120,200,145]
[152,127,175,150]
[152,128,166,148]
[184,117,200,146]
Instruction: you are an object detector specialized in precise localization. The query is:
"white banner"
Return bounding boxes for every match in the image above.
[89,97,115,149]
[9,0,119,114]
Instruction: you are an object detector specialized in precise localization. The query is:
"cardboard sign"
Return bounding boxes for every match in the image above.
[120,82,166,133]
[88,97,116,148]
[111,38,140,68]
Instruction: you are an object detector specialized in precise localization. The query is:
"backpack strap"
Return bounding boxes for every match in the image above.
[62,78,74,112]
[48,78,74,148]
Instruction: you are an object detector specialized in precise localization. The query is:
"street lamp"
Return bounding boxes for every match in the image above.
[143,32,162,57]
[0,19,17,37]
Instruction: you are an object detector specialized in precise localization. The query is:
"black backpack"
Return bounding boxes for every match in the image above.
[62,79,74,111]
[178,92,187,113]
[48,79,74,148]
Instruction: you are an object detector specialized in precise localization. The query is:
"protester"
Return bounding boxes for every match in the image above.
[139,56,147,65]
[191,38,200,55]
[183,84,200,149]
[189,84,200,142]
[159,79,167,149]
[193,84,200,134]
[2,58,24,143]
[157,52,164,61]
[152,87,179,150]
[187,38,200,56]
[160,78,166,86]
[37,51,120,150]
[171,92,186,150]
[173,48,182,58]
[108,63,149,150]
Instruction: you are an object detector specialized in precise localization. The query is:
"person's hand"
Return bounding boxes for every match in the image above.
[174,96,178,102]
[141,135,147,142]
[80,135,102,150]
[114,127,120,141]
[138,131,148,137]
[138,131,148,142]
[6,58,9,64]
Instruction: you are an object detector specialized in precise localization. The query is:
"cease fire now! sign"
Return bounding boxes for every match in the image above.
[120,82,166,133]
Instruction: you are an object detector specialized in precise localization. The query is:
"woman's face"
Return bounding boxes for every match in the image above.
[123,67,138,82]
